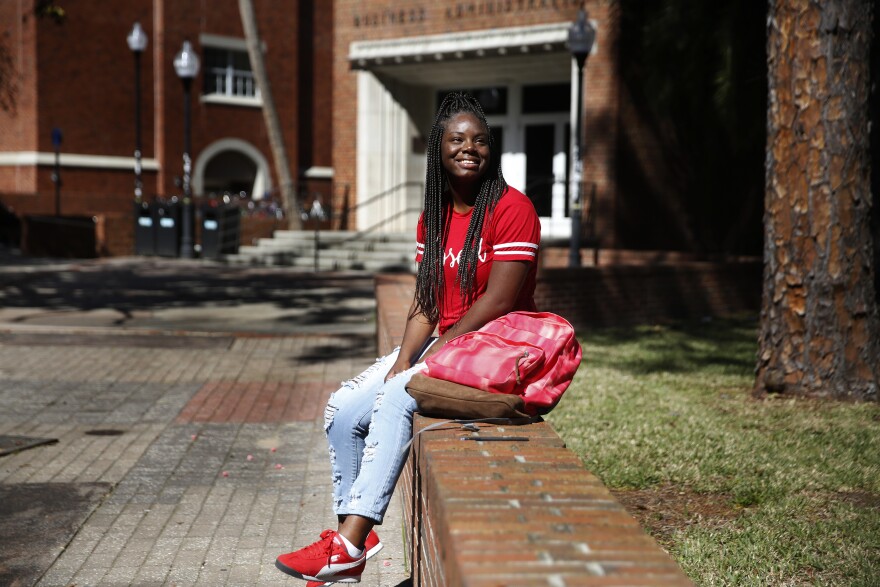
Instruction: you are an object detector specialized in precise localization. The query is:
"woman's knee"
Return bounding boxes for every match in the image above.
[371,373,419,420]
[324,386,373,435]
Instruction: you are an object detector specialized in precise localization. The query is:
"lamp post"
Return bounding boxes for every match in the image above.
[127,22,148,205]
[567,8,595,267]
[173,40,199,258]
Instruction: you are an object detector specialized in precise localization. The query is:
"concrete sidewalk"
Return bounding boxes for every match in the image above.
[0,255,411,587]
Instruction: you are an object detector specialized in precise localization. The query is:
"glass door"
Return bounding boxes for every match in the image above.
[524,124,555,217]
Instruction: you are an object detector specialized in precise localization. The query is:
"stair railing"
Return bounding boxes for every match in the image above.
[335,181,423,243]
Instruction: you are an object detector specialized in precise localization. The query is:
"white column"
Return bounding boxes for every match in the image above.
[356,71,409,233]
[501,84,526,193]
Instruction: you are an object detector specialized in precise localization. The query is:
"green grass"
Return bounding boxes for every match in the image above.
[548,316,880,586]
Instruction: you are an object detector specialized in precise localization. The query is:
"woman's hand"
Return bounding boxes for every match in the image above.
[387,296,438,382]
[384,356,412,382]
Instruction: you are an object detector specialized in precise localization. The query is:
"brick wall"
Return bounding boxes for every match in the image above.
[35,0,154,161]
[21,215,98,257]
[298,1,334,172]
[1,0,327,215]
[375,261,761,335]
[100,213,134,256]
[536,261,762,329]
[0,1,39,159]
[238,216,283,247]
[156,0,302,196]
[0,190,279,256]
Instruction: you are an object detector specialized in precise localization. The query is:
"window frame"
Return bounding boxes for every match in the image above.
[199,34,263,108]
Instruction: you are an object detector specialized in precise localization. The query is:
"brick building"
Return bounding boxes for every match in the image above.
[0,0,332,253]
[1,0,629,254]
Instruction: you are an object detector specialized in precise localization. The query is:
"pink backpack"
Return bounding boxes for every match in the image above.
[424,311,582,415]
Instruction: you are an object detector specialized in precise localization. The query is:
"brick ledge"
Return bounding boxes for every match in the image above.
[376,274,693,586]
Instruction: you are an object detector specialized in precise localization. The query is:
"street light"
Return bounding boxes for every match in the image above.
[567,8,595,267]
[173,40,200,258]
[127,22,148,205]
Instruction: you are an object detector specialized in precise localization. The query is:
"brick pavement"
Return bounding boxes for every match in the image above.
[0,261,412,587]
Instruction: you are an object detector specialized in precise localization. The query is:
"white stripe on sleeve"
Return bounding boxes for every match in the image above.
[494,250,537,258]
[493,242,539,250]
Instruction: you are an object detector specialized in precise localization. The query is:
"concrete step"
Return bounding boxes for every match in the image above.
[224,251,415,272]
[250,239,415,255]
[239,244,412,262]
[270,230,412,244]
[226,230,416,273]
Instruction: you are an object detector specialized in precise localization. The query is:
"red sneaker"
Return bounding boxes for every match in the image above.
[364,529,383,559]
[303,529,383,586]
[275,530,365,583]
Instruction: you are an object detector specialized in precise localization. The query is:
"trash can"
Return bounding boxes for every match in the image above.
[134,202,156,255]
[154,200,181,257]
[201,202,241,259]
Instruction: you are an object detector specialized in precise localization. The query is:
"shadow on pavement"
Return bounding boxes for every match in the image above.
[0,257,379,336]
[0,482,112,587]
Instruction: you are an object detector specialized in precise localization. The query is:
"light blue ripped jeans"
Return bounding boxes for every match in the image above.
[323,340,434,524]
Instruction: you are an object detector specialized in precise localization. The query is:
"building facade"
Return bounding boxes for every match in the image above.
[1,0,622,253]
[0,0,332,251]
[331,0,619,245]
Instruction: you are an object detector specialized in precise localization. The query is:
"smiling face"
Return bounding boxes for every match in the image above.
[441,112,491,189]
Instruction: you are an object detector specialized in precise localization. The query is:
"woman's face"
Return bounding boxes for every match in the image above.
[441,112,490,186]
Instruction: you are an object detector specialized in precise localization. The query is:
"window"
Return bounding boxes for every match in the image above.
[199,35,261,105]
[522,83,570,114]
[436,87,507,115]
[204,47,259,99]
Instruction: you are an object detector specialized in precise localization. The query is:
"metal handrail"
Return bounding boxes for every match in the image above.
[342,181,423,215]
[335,181,423,241]
[338,207,423,243]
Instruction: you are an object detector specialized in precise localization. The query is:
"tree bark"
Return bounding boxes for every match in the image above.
[238,0,301,230]
[758,0,879,400]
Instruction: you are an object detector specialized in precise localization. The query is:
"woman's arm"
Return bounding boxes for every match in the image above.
[418,260,530,363]
[384,298,438,381]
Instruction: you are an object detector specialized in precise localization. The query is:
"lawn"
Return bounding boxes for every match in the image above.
[548,316,880,587]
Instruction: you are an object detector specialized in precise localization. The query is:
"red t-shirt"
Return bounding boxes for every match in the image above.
[415,186,541,334]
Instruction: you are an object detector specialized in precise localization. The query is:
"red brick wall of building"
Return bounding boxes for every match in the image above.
[0,1,40,186]
[1,0,330,254]
[156,0,301,197]
[535,261,762,329]
[35,1,154,160]
[299,1,334,172]
[1,0,314,203]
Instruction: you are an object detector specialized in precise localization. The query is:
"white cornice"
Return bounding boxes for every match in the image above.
[304,166,334,179]
[200,94,263,108]
[0,152,160,170]
[200,33,247,51]
[349,22,573,68]
[200,33,266,53]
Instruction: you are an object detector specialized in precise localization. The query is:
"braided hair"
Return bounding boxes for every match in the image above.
[413,92,508,323]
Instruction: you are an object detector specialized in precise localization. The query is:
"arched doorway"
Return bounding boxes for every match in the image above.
[194,138,272,199]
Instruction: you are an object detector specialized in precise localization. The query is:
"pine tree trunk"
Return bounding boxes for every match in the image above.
[239,0,301,230]
[758,0,879,400]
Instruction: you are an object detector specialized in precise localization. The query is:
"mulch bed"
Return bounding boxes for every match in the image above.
[611,485,741,549]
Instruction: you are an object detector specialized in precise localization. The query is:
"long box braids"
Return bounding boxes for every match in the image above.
[413,92,508,324]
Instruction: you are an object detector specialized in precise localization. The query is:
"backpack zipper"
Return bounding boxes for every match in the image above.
[514,350,530,385]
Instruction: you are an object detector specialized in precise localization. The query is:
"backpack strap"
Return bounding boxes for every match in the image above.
[401,415,541,456]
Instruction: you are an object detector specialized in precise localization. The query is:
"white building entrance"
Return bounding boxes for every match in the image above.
[349,23,578,239]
